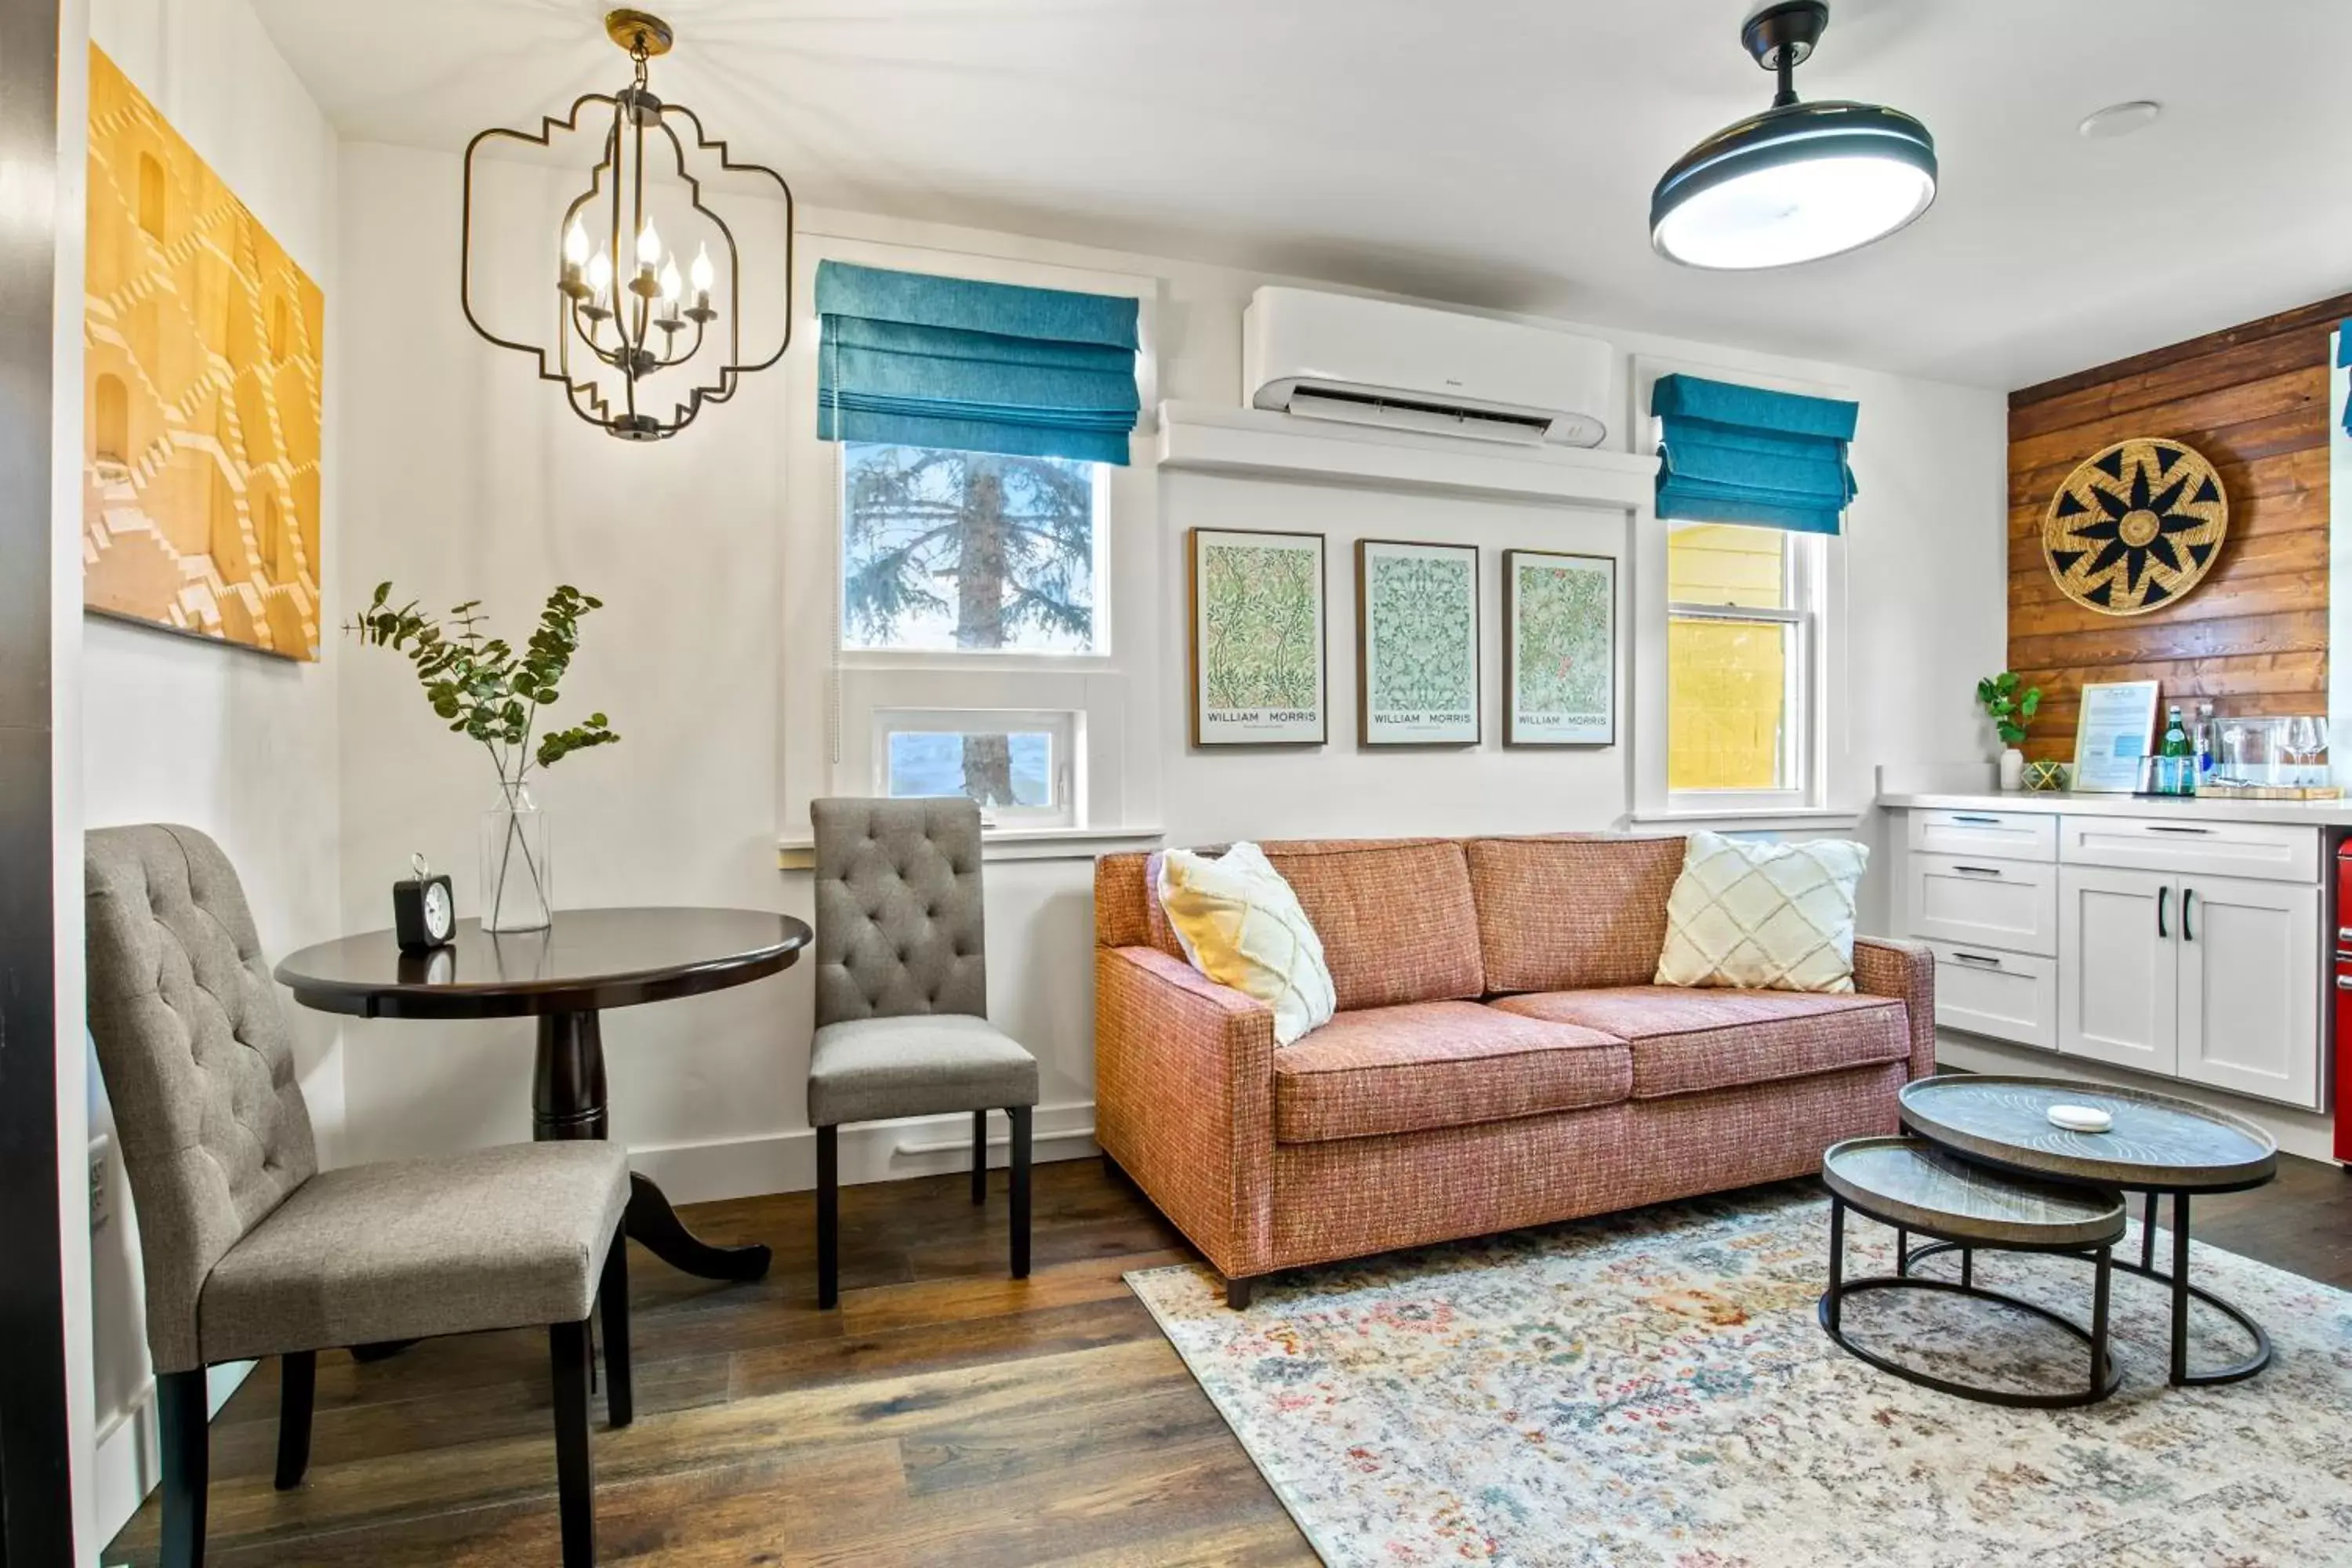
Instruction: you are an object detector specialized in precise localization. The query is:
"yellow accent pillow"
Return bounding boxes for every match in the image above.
[1156,843,1337,1045]
[1655,831,1869,993]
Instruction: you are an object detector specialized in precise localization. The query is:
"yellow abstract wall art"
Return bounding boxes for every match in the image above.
[83,45,325,660]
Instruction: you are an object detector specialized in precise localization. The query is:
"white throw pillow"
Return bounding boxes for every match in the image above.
[1654,831,1869,993]
[1156,842,1337,1045]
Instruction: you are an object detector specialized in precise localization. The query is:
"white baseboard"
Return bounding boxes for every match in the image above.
[1933,1033,2337,1165]
[94,1361,253,1554]
[626,1100,1102,1206]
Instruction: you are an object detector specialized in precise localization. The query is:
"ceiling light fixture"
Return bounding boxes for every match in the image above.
[1651,1,1936,270]
[460,9,794,441]
[2078,100,2161,140]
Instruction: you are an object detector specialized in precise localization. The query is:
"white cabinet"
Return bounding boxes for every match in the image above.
[1925,940,2057,1051]
[1891,800,2327,1111]
[1906,853,2058,956]
[2053,864,2321,1108]
[2057,866,2177,1077]
[2060,815,2320,883]
[2176,876,2320,1106]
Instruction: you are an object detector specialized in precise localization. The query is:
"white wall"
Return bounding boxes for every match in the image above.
[74,0,343,1543]
[329,167,2007,1206]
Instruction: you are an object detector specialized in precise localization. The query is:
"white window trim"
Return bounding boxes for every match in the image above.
[776,222,1164,848]
[1628,353,1853,825]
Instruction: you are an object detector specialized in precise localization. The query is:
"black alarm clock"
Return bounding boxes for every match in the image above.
[393,853,456,953]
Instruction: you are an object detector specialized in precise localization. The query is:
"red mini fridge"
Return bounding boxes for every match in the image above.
[2336,843,2352,1163]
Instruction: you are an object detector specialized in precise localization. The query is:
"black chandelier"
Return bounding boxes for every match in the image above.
[460,9,794,441]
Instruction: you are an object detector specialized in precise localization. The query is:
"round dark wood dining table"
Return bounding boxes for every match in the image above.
[275,906,811,1283]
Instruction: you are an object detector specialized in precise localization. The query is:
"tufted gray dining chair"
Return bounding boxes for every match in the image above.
[85,825,633,1568]
[807,798,1040,1307]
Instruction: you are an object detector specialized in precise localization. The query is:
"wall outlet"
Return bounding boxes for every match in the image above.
[89,1133,112,1233]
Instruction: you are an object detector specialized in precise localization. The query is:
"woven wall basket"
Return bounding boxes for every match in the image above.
[2040,437,2228,617]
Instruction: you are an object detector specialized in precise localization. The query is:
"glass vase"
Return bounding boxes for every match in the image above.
[481,782,551,932]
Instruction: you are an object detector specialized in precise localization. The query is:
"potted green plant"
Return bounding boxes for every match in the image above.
[352,583,619,931]
[1975,671,2042,791]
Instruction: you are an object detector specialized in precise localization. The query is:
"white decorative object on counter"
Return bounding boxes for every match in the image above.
[1999,747,2025,790]
[2046,1104,2113,1133]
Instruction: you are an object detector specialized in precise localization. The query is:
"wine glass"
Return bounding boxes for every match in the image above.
[2287,716,2329,788]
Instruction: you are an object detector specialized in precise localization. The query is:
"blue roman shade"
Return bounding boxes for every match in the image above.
[816,260,1142,466]
[1652,373,1860,535]
[2336,318,2351,436]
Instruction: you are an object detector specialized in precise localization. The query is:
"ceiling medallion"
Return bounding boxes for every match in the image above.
[2042,437,2228,617]
[1651,1,1937,270]
[459,9,794,441]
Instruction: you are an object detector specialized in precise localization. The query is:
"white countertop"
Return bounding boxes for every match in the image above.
[1880,788,2352,829]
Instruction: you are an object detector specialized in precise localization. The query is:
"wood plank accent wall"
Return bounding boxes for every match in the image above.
[2007,292,2350,762]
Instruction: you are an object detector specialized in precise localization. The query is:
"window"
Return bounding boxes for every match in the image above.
[1666,522,1817,799]
[841,442,1106,655]
[874,709,1076,826]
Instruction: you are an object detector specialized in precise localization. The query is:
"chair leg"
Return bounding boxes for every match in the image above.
[599,1228,633,1428]
[1226,1276,1256,1311]
[816,1123,840,1309]
[549,1319,596,1568]
[971,1108,988,1205]
[274,1350,315,1491]
[1009,1104,1032,1279]
[158,1367,209,1568]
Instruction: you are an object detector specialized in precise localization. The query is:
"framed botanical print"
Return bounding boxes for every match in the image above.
[1503,549,1615,746]
[1356,539,1480,746]
[1189,528,1327,746]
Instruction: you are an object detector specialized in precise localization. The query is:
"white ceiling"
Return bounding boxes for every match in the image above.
[251,0,2352,390]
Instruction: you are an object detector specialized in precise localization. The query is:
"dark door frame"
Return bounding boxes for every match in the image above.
[0,0,73,1563]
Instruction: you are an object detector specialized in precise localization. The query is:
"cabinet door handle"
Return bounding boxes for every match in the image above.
[1951,865,2004,877]
[2339,975,2352,993]
[2145,824,2213,835]
[2157,885,2169,939]
[1951,815,2003,826]
[2181,886,2194,942]
[1951,952,2003,968]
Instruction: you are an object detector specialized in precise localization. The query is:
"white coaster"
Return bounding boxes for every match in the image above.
[2047,1104,2114,1134]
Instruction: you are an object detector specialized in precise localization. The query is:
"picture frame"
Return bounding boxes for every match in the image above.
[1502,549,1616,746]
[1188,527,1328,746]
[1356,539,1481,747]
[2070,678,2161,793]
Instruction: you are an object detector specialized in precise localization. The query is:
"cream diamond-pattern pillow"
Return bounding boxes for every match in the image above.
[1654,831,1869,993]
[1157,842,1337,1045]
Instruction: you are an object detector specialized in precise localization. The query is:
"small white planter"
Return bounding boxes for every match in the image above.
[1998,747,2025,791]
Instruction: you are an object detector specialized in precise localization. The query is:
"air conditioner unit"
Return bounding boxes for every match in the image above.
[1242,287,1612,448]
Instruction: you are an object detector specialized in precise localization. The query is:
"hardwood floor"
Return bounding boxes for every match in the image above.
[103,1149,2352,1566]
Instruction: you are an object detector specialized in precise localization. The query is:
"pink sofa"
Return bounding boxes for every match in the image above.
[1094,834,1933,1305]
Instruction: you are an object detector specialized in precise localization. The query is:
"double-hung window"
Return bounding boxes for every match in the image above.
[1645,368,1857,815]
[815,258,1143,832]
[1666,522,1820,803]
[841,441,1108,826]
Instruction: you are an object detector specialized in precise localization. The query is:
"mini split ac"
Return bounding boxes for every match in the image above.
[1241,287,1612,448]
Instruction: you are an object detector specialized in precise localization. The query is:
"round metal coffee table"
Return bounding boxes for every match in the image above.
[1899,1074,2279,1387]
[1820,1136,2127,1407]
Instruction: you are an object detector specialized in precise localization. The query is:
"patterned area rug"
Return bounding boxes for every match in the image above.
[1127,1188,2352,1567]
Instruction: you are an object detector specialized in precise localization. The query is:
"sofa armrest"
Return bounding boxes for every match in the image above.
[1854,936,1936,1081]
[1094,946,1276,1279]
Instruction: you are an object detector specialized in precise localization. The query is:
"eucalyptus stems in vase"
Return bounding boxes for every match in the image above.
[352,583,619,931]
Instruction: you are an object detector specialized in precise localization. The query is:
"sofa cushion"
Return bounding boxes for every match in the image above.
[1273,1000,1629,1143]
[1489,985,1907,1100]
[1263,840,1486,1011]
[1466,836,1687,993]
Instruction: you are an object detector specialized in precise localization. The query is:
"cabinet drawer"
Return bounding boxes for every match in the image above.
[1926,940,2056,1051]
[1906,808,2056,862]
[1905,854,2058,956]
[2059,815,2320,883]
